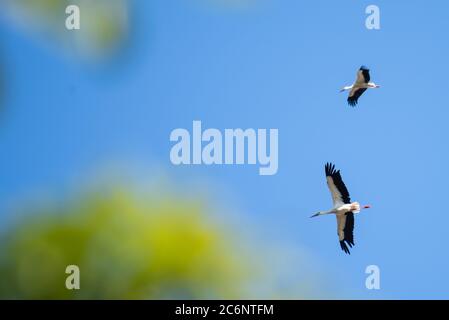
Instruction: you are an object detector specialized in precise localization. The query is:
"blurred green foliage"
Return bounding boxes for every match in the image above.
[0,188,253,299]
[0,0,129,60]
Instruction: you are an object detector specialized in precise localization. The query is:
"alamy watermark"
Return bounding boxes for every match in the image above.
[170,121,278,176]
[366,5,380,30]
[65,265,80,290]
[365,265,381,290]
[65,5,81,30]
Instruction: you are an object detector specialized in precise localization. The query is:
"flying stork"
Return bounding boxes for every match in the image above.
[310,163,371,254]
[340,66,380,107]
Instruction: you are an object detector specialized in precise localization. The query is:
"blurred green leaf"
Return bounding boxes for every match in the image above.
[0,0,129,60]
[0,187,254,299]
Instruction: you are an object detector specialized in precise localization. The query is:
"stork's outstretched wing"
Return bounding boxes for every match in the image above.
[355,66,370,84]
[325,163,351,207]
[337,212,355,254]
[348,87,367,107]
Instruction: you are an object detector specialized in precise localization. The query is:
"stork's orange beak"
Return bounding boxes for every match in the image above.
[363,205,371,209]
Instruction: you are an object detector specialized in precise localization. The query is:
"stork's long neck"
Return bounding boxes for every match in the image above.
[310,208,336,218]
[319,209,335,215]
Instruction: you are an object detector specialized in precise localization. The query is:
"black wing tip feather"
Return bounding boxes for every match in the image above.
[360,65,369,71]
[325,162,342,178]
[347,97,358,107]
[340,241,351,254]
[340,238,354,254]
[325,162,337,176]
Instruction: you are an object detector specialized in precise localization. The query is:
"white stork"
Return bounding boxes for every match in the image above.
[340,66,380,107]
[310,163,371,254]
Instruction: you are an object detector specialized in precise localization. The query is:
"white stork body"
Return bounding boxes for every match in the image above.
[341,66,380,107]
[310,163,371,254]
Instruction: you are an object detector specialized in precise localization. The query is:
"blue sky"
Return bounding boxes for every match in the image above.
[1,0,449,299]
